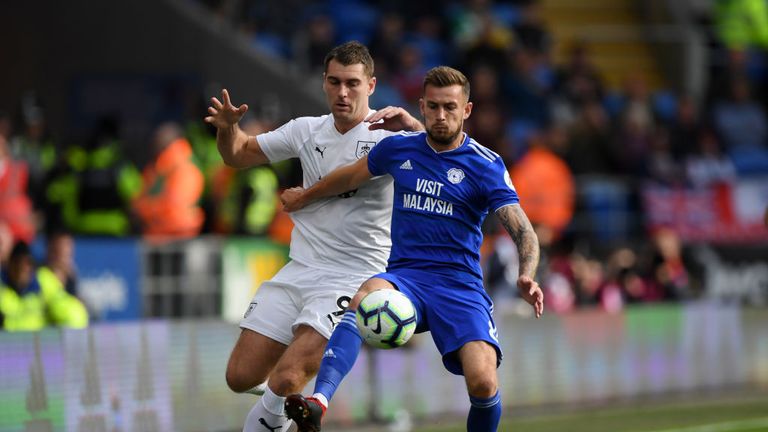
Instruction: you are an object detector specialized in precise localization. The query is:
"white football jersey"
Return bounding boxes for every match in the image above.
[257,111,398,276]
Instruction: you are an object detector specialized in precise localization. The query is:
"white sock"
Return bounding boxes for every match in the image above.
[243,386,290,432]
[245,381,268,396]
[311,393,328,409]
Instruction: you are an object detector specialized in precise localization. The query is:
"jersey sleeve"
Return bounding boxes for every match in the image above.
[255,119,301,163]
[367,135,395,176]
[484,157,520,212]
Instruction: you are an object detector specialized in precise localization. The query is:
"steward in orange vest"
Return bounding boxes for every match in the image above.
[133,122,205,239]
[0,136,35,243]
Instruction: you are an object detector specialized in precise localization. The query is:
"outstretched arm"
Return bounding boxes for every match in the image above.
[204,89,270,168]
[281,156,374,212]
[365,106,424,132]
[495,204,544,317]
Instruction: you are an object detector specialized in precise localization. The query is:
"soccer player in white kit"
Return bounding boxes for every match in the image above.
[204,41,423,432]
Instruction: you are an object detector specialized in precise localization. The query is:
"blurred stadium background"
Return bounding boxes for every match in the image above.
[1,0,767,431]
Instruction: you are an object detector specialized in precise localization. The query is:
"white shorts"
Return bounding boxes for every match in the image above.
[239,260,371,345]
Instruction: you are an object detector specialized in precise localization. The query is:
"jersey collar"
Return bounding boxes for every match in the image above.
[426,132,468,154]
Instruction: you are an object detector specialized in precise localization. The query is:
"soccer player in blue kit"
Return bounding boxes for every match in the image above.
[280,66,544,432]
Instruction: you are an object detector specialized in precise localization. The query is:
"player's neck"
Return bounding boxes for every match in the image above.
[426,132,466,153]
[333,111,368,135]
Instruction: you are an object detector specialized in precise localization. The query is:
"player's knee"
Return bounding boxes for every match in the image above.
[466,377,498,399]
[268,368,310,395]
[350,279,392,310]
[225,368,249,393]
[225,361,266,393]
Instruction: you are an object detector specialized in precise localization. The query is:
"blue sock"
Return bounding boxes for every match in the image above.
[313,310,363,403]
[467,391,501,432]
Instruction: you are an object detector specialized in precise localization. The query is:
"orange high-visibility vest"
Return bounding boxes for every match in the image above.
[133,138,204,239]
[0,160,35,243]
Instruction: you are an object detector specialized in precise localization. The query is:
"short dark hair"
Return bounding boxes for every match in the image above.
[423,66,470,100]
[324,41,374,77]
[9,240,32,262]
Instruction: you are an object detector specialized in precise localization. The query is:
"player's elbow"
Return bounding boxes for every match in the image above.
[219,152,250,170]
[219,153,238,168]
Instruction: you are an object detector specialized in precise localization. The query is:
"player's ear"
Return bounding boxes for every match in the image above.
[368,76,376,96]
[419,98,426,117]
[463,101,473,120]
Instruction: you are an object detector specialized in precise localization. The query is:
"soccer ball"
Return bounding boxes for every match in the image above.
[355,289,417,349]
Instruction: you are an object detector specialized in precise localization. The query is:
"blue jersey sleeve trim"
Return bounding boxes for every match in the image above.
[493,201,521,213]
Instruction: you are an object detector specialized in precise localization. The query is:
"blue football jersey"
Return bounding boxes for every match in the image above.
[368,131,519,284]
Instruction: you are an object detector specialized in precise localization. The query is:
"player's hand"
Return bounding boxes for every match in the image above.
[204,89,249,129]
[366,106,423,132]
[280,187,307,212]
[517,275,544,318]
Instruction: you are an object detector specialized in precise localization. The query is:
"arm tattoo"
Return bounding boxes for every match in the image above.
[495,204,540,279]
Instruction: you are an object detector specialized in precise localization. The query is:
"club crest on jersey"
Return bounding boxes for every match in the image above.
[447,168,465,184]
[356,141,376,159]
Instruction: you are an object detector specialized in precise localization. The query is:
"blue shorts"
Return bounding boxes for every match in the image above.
[372,269,502,376]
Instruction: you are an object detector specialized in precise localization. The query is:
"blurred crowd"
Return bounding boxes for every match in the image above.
[2,0,767,327]
[199,0,768,311]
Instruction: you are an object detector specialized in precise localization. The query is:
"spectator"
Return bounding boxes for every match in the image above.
[510,131,575,240]
[570,253,616,311]
[36,234,89,328]
[0,221,13,269]
[210,117,279,235]
[504,48,552,127]
[714,0,768,51]
[39,231,79,297]
[407,15,449,68]
[552,41,604,127]
[0,241,87,331]
[646,127,685,186]
[0,134,35,244]
[565,100,616,175]
[669,94,700,161]
[466,102,510,159]
[463,66,509,158]
[614,73,656,176]
[644,227,698,301]
[133,122,205,239]
[393,43,429,108]
[369,57,409,110]
[456,7,513,73]
[685,128,737,188]
[554,41,604,110]
[10,95,56,209]
[603,247,656,305]
[292,13,336,75]
[512,0,552,55]
[712,76,768,174]
[0,241,45,331]
[369,13,406,70]
[50,117,142,236]
[0,112,12,140]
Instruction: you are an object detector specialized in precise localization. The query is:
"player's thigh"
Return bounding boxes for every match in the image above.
[269,324,329,394]
[458,340,499,398]
[226,328,287,392]
[294,270,383,337]
[239,263,305,346]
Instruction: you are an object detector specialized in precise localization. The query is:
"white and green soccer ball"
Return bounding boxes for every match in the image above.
[355,289,417,349]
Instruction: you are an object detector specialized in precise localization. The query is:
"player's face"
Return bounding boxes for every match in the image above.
[420,84,472,149]
[323,60,376,132]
